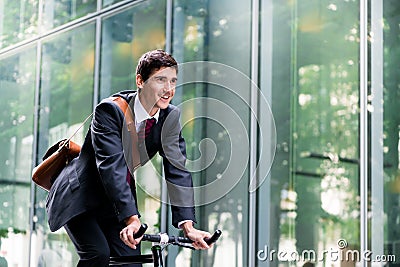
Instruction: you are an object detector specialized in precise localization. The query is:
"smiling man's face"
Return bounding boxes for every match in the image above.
[137,66,177,116]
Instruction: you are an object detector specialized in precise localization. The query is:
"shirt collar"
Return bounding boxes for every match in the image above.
[134,94,160,124]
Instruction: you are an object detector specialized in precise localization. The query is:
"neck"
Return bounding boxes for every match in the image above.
[138,93,159,117]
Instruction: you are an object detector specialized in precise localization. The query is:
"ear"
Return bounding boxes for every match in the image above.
[136,74,144,89]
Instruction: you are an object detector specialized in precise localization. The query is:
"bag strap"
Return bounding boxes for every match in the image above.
[59,111,93,150]
[60,96,140,169]
[111,96,141,171]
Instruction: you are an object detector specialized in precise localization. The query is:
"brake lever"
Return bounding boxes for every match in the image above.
[172,237,195,250]
[177,242,195,250]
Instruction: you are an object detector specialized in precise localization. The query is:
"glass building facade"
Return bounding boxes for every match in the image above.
[0,0,399,266]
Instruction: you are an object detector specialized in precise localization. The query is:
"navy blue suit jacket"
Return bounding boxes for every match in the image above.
[46,91,196,232]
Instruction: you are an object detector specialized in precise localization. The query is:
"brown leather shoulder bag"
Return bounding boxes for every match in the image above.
[32,96,135,191]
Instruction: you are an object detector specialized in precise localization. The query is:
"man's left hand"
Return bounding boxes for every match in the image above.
[181,221,212,250]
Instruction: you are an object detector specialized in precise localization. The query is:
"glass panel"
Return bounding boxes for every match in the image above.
[259,0,361,266]
[103,0,124,8]
[0,0,39,49]
[0,47,36,267]
[99,0,166,253]
[171,0,251,266]
[382,0,400,264]
[100,0,166,98]
[102,0,146,8]
[32,24,95,267]
[41,0,97,31]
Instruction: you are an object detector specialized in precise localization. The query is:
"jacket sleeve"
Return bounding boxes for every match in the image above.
[90,99,139,222]
[159,107,196,228]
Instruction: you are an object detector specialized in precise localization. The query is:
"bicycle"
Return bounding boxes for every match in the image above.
[109,224,222,266]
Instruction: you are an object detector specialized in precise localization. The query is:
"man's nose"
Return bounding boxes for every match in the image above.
[163,80,174,91]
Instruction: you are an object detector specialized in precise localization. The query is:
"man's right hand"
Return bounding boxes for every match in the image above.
[119,215,142,249]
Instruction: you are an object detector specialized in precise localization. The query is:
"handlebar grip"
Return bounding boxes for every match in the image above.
[175,230,222,245]
[204,230,222,245]
[133,224,148,239]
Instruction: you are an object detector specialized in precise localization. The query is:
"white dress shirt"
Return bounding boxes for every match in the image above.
[134,95,159,132]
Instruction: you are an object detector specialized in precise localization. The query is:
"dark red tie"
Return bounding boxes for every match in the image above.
[138,118,156,142]
[145,118,156,137]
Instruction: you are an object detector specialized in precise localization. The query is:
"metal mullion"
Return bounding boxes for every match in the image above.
[97,0,102,12]
[93,17,102,107]
[359,0,369,266]
[165,0,173,54]
[370,0,384,260]
[249,0,260,266]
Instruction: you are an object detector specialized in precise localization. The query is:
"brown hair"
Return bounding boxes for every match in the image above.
[136,49,178,82]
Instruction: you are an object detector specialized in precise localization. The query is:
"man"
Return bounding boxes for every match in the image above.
[46,49,211,266]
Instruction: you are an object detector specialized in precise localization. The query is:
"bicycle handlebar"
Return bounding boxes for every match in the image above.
[133,224,222,247]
